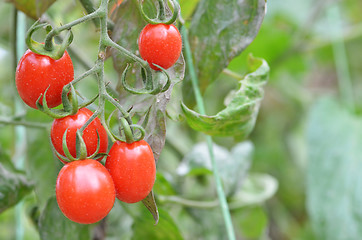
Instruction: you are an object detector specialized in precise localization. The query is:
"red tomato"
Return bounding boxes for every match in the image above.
[105,140,156,203]
[15,49,74,109]
[51,108,108,163]
[138,23,182,70]
[56,159,115,224]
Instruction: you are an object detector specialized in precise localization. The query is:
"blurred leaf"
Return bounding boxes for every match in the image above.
[181,55,269,138]
[7,0,56,19]
[182,0,267,106]
[0,154,33,213]
[177,141,253,196]
[229,173,278,208]
[233,206,268,239]
[38,196,90,240]
[307,97,362,240]
[105,201,134,240]
[26,128,59,209]
[141,191,159,224]
[132,207,183,240]
[154,172,177,196]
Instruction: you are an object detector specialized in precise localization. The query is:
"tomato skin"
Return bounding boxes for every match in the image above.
[105,140,156,203]
[51,108,108,163]
[15,49,74,109]
[56,159,115,224]
[138,23,182,70]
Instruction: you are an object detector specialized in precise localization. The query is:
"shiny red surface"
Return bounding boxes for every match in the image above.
[51,108,108,163]
[15,49,74,109]
[105,140,156,203]
[138,23,182,70]
[56,159,115,224]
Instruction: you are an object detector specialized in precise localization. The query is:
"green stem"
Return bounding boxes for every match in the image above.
[327,5,355,112]
[104,37,148,68]
[78,0,115,30]
[14,9,27,240]
[222,69,244,81]
[181,26,236,240]
[72,64,101,85]
[0,118,49,129]
[158,195,219,208]
[44,9,101,51]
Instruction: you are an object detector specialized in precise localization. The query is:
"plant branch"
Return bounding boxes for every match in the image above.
[181,24,236,240]
[44,9,101,51]
[0,118,50,129]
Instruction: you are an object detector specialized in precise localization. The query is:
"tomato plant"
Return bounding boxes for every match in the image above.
[138,23,182,70]
[105,140,156,203]
[15,49,74,109]
[50,108,108,163]
[56,159,115,224]
[1,0,271,238]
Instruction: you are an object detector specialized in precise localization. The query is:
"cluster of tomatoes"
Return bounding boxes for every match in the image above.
[14,21,182,224]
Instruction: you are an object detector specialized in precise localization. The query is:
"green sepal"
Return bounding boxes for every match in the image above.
[36,84,82,119]
[26,20,73,60]
[138,0,180,25]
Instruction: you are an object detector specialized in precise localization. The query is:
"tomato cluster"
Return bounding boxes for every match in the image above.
[15,50,157,225]
[14,13,183,225]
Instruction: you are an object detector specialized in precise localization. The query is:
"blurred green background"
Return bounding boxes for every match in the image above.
[1,0,362,239]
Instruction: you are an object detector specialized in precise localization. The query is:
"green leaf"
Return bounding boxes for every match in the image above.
[182,0,267,106]
[234,206,268,239]
[306,97,362,240]
[154,172,177,196]
[141,191,159,224]
[132,207,183,240]
[181,55,269,138]
[104,201,134,240]
[177,141,253,196]
[38,196,90,240]
[8,0,56,19]
[0,154,33,213]
[26,128,59,209]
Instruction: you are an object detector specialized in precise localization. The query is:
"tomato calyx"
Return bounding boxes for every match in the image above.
[139,0,180,25]
[121,63,171,94]
[52,128,106,163]
[26,20,73,60]
[106,113,145,144]
[36,84,99,119]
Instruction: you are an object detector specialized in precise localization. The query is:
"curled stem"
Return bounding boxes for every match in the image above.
[44,9,101,51]
[139,0,180,25]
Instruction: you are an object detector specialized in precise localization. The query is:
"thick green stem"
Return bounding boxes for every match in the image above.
[79,0,115,30]
[0,118,49,129]
[44,9,101,51]
[158,195,219,208]
[14,9,27,240]
[181,25,236,240]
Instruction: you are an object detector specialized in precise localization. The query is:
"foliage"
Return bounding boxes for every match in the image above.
[0,0,361,239]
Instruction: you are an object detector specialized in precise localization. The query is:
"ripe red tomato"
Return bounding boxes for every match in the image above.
[51,108,108,163]
[56,159,115,224]
[138,23,182,70]
[105,140,156,203]
[15,49,74,109]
